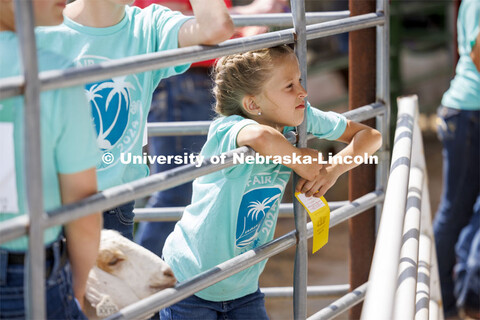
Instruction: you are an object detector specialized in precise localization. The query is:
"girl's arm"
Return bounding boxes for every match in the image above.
[58,168,102,310]
[178,0,234,47]
[237,124,323,180]
[296,120,382,197]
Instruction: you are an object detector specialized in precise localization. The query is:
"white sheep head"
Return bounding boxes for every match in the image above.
[84,230,176,319]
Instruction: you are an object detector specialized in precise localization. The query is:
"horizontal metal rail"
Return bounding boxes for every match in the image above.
[0,146,254,244]
[105,191,384,320]
[147,103,386,137]
[0,13,384,100]
[361,96,418,319]
[231,11,350,27]
[133,201,350,221]
[261,284,350,298]
[307,283,368,320]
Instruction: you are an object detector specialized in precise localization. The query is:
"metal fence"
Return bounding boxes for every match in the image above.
[1,0,445,319]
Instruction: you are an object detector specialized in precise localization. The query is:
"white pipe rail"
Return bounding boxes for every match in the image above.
[393,166,424,320]
[362,95,444,319]
[361,96,417,319]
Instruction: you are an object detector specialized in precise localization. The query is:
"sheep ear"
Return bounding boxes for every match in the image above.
[85,283,119,317]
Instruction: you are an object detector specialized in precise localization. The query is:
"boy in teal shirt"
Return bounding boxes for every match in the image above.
[36,0,234,240]
[0,0,102,317]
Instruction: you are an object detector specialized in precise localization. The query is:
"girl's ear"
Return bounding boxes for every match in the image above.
[242,95,260,116]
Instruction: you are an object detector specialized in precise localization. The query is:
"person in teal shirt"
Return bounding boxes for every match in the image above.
[433,0,480,317]
[162,45,382,319]
[0,0,102,317]
[36,0,235,241]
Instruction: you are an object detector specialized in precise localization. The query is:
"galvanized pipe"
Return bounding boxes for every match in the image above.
[231,12,350,27]
[0,147,254,244]
[290,0,309,318]
[393,166,424,320]
[148,103,386,138]
[375,0,390,231]
[307,283,368,320]
[13,0,45,317]
[105,191,384,320]
[0,13,384,100]
[133,201,350,221]
[361,96,418,319]
[262,284,350,298]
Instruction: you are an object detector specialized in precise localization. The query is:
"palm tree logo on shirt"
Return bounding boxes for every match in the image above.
[236,188,281,250]
[86,76,134,151]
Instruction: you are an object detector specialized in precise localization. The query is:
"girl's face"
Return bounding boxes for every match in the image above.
[34,0,66,26]
[254,53,307,131]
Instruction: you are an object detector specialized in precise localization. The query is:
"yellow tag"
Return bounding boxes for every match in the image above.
[294,192,330,253]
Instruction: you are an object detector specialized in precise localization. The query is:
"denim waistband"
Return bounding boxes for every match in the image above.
[0,237,68,284]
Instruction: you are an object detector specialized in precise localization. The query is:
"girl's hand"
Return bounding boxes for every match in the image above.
[295,164,341,198]
[290,148,323,181]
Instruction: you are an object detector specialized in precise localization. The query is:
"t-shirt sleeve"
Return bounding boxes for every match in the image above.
[214,117,258,153]
[284,102,347,141]
[144,4,193,84]
[54,86,101,174]
[212,117,257,177]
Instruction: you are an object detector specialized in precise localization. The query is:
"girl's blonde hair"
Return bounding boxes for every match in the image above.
[213,45,295,117]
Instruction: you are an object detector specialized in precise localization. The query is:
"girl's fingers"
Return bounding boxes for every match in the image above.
[306,181,323,197]
[295,178,308,192]
[301,180,316,194]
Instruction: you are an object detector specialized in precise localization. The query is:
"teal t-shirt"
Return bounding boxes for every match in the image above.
[441,0,480,110]
[163,103,347,301]
[36,5,192,190]
[0,32,100,250]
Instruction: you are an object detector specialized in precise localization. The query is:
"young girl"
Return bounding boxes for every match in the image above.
[0,0,101,317]
[161,45,382,319]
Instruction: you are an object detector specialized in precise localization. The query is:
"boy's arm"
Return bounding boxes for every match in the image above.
[178,0,234,47]
[58,168,102,310]
[237,124,323,180]
[297,120,382,197]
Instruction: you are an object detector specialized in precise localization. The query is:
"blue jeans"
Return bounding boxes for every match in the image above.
[103,200,135,241]
[0,239,86,320]
[160,289,269,320]
[433,106,480,317]
[135,69,215,256]
[454,196,480,314]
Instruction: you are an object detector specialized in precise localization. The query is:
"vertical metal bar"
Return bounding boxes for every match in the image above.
[290,0,308,318]
[13,0,46,318]
[375,0,390,230]
[348,0,377,318]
